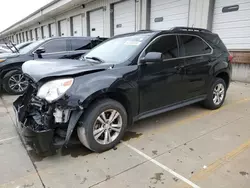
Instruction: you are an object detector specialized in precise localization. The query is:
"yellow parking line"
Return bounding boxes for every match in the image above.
[177,139,250,188]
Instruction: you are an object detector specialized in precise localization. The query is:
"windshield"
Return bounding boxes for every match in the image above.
[19,40,46,54]
[85,33,153,64]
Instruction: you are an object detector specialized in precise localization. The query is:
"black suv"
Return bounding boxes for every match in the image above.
[0,36,107,94]
[13,27,232,155]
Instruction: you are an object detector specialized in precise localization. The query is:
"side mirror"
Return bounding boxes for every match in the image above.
[34,47,45,54]
[140,52,163,64]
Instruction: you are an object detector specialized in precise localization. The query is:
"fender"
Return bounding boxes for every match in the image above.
[59,65,139,116]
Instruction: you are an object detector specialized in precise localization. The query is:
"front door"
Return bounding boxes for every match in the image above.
[178,35,212,99]
[139,35,186,114]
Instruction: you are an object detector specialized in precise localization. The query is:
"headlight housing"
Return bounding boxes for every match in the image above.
[0,59,6,63]
[37,78,74,103]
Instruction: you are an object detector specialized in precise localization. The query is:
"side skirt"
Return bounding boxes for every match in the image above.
[134,95,206,121]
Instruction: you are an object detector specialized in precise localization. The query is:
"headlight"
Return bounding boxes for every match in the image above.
[0,59,6,63]
[37,78,74,103]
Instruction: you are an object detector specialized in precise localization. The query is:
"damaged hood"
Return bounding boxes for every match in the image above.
[22,59,114,82]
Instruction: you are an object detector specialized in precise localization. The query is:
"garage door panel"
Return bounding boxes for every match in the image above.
[50,23,56,37]
[214,2,250,14]
[151,2,189,12]
[226,44,250,49]
[59,20,67,36]
[72,15,82,36]
[215,0,250,8]
[151,6,189,18]
[213,28,250,38]
[151,0,189,7]
[222,37,250,45]
[89,9,104,37]
[150,0,189,30]
[114,0,135,36]
[150,19,187,30]
[213,10,250,24]
[212,0,250,49]
[213,19,250,30]
[150,13,188,24]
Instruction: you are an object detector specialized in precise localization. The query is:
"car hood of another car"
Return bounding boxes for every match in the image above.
[22,59,114,82]
[0,53,19,58]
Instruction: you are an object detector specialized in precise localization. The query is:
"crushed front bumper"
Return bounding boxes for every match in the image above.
[13,87,83,155]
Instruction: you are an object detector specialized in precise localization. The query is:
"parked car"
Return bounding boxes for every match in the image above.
[13,27,232,155]
[0,36,107,94]
[0,41,33,56]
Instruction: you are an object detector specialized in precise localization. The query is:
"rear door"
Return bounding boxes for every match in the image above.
[68,38,92,59]
[34,39,69,59]
[178,34,213,99]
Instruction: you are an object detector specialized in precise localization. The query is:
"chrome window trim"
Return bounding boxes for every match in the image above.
[138,33,213,64]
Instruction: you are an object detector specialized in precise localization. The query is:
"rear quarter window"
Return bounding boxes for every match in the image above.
[71,39,92,51]
[179,35,212,57]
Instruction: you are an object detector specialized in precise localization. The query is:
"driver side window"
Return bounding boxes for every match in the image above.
[41,39,67,53]
[145,35,178,60]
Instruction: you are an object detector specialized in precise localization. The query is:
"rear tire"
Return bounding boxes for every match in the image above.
[2,70,29,95]
[203,78,227,110]
[77,99,127,152]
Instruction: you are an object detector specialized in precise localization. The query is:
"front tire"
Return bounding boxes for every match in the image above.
[203,78,227,110]
[77,99,127,152]
[2,70,29,95]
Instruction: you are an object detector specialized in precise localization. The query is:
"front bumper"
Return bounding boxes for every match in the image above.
[13,88,83,155]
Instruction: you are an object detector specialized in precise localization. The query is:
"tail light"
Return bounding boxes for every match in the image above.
[228,54,233,63]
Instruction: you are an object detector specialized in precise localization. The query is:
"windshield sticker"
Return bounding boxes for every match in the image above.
[124,41,141,46]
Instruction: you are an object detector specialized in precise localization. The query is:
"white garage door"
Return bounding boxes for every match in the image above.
[212,0,250,50]
[113,0,136,36]
[37,27,42,40]
[42,25,49,39]
[89,9,104,37]
[150,0,189,30]
[59,19,67,36]
[49,23,56,37]
[32,30,36,41]
[72,15,82,36]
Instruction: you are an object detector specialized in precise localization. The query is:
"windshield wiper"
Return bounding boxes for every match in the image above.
[9,39,19,53]
[85,56,105,63]
[3,39,14,53]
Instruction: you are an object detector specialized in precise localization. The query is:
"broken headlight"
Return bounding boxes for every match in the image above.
[37,78,74,103]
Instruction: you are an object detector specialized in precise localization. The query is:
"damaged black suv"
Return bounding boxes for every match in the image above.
[13,27,232,155]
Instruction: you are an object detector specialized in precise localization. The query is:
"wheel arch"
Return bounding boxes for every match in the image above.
[215,71,230,89]
[83,90,134,127]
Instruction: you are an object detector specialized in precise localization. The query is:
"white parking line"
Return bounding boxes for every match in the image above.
[0,136,18,143]
[122,141,200,188]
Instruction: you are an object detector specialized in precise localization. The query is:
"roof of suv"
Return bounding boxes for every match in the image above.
[115,27,216,38]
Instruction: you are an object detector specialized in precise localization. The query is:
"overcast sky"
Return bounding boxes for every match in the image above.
[0,0,53,32]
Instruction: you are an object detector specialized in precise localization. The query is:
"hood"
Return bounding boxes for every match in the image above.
[0,53,19,59]
[22,59,114,82]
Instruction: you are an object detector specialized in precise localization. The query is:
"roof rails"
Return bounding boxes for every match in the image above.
[171,27,212,33]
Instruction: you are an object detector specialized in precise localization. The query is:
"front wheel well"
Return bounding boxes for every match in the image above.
[85,92,133,126]
[216,72,230,89]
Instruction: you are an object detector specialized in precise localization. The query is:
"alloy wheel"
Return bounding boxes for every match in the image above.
[213,83,225,105]
[8,74,29,93]
[93,109,122,145]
